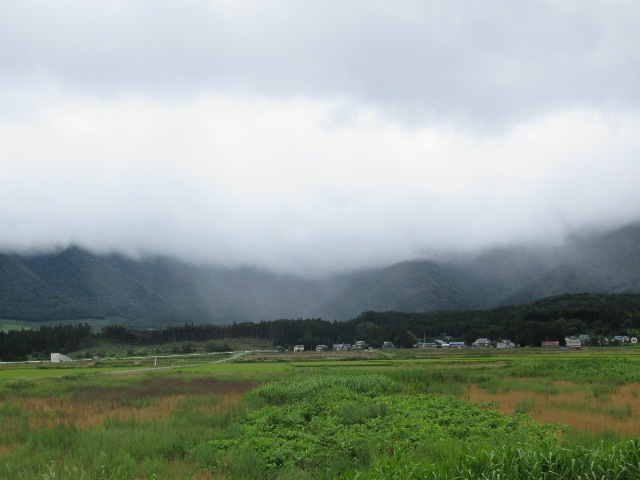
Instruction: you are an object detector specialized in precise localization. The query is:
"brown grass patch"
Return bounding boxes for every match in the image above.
[443,361,508,369]
[552,380,577,387]
[19,377,256,430]
[0,445,13,457]
[465,382,640,438]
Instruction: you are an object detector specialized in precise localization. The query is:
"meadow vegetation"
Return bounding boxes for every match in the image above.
[1,348,640,478]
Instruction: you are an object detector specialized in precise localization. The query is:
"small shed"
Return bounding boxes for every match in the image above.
[565,338,582,349]
[293,345,304,352]
[51,353,72,362]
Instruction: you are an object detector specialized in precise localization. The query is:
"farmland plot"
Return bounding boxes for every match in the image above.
[1,350,640,479]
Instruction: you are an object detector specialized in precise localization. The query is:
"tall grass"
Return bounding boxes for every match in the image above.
[384,368,468,395]
[509,358,640,383]
[3,351,640,478]
[345,439,640,480]
[249,372,401,404]
[0,372,255,479]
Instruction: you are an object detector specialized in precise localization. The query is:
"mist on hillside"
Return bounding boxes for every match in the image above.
[2,222,639,324]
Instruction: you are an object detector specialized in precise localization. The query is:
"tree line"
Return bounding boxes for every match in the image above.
[2,293,640,361]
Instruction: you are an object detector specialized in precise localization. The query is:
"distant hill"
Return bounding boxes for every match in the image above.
[317,260,502,319]
[0,248,341,325]
[499,264,604,305]
[2,222,640,324]
[320,222,640,317]
[489,223,640,304]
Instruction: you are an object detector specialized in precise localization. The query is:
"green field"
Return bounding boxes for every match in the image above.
[2,348,640,479]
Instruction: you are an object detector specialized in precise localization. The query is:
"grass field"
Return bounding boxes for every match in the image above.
[2,347,640,478]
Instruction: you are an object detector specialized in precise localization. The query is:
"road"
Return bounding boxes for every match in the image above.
[107,350,248,375]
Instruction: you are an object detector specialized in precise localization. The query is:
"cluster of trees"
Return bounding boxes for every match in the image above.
[0,323,93,361]
[2,293,640,361]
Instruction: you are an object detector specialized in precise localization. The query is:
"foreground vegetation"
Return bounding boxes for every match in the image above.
[2,349,640,478]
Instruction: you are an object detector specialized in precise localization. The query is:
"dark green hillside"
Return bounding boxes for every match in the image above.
[500,264,604,305]
[2,222,640,324]
[574,223,640,291]
[0,248,192,322]
[459,244,564,293]
[319,260,503,319]
[0,254,64,319]
[0,247,338,325]
[110,256,220,324]
[20,247,169,321]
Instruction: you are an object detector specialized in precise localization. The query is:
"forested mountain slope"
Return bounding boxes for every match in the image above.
[1,223,640,324]
[317,260,503,319]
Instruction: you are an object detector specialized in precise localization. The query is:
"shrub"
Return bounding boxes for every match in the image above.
[196,373,560,477]
[206,341,232,352]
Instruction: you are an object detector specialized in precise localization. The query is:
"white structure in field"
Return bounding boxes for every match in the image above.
[565,338,582,349]
[293,345,304,352]
[51,353,72,362]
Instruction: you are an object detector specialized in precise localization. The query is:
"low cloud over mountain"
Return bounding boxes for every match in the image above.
[2,1,640,275]
[2,222,640,325]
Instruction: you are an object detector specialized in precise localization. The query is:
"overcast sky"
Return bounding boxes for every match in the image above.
[1,0,640,275]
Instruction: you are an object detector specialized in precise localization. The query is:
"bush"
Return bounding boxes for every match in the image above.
[206,341,232,353]
[196,373,559,477]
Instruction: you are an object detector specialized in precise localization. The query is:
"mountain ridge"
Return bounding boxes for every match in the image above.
[2,222,640,325]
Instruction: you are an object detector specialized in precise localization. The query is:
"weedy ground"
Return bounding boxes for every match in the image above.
[1,348,640,479]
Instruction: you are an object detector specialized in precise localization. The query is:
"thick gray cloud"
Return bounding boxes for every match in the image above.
[1,1,640,275]
[1,1,639,125]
